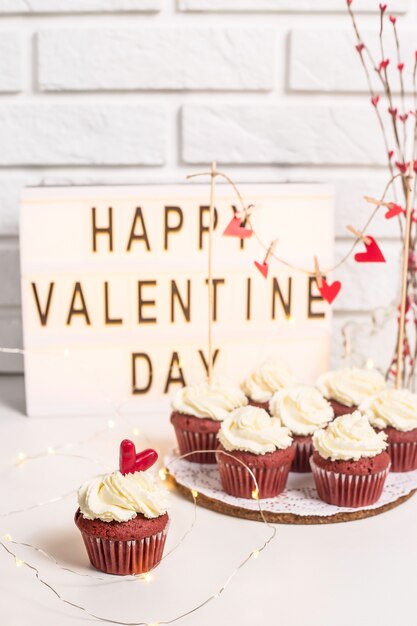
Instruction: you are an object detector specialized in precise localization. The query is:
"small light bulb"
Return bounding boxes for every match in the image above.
[286,315,295,325]
[108,419,115,429]
[251,488,259,500]
[63,348,70,357]
[366,358,375,370]
[141,572,153,583]
[132,427,140,436]
[158,467,168,481]
[2,534,12,542]
[16,452,26,465]
[178,359,185,368]
[47,446,55,455]
[252,549,260,559]
[191,489,198,499]
[15,558,24,568]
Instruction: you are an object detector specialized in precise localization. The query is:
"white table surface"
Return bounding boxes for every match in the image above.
[1,374,416,626]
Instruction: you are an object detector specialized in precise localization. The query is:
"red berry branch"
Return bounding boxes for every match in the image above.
[346,1,417,388]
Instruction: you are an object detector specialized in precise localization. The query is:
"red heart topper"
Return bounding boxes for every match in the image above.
[354,236,386,263]
[119,439,158,475]
[318,279,342,304]
[223,216,252,239]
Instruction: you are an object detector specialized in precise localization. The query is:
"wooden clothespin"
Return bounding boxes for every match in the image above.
[264,239,278,263]
[314,256,323,289]
[363,195,392,209]
[346,224,372,246]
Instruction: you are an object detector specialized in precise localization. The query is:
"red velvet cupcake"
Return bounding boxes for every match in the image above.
[170,379,247,464]
[311,411,389,507]
[241,358,297,413]
[269,386,334,472]
[216,405,295,499]
[316,367,385,418]
[75,441,169,575]
[360,389,417,472]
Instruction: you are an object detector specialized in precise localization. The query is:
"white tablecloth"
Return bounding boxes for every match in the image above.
[0,375,415,626]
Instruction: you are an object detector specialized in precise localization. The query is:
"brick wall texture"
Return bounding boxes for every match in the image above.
[0,0,414,371]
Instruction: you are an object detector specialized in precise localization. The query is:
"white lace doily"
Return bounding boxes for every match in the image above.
[165,452,417,518]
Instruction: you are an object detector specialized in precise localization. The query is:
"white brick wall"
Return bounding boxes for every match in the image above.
[0,0,414,373]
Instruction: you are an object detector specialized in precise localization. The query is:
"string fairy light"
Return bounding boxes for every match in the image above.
[0,449,276,626]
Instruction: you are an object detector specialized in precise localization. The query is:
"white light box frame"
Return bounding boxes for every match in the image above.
[20,183,334,417]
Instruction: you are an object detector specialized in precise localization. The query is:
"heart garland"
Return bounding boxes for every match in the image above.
[354,236,386,263]
[254,260,269,278]
[119,439,158,475]
[385,203,403,219]
[223,216,252,239]
[318,279,342,304]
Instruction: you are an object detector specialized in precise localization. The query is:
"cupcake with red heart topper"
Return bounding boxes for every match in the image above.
[216,405,295,498]
[170,378,247,464]
[241,357,297,411]
[316,367,385,417]
[310,411,390,508]
[269,386,334,472]
[75,440,169,575]
[360,388,417,472]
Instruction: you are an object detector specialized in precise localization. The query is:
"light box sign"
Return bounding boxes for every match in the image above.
[20,184,334,417]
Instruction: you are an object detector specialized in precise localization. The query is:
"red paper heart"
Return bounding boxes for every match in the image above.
[223,216,252,239]
[354,236,386,263]
[254,260,269,278]
[318,279,342,304]
[385,203,403,219]
[119,439,158,475]
[371,96,380,107]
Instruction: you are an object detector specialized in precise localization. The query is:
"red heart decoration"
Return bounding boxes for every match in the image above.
[318,279,342,304]
[354,236,386,263]
[385,203,403,219]
[223,216,252,239]
[371,96,380,107]
[254,260,269,278]
[388,150,394,160]
[119,439,158,475]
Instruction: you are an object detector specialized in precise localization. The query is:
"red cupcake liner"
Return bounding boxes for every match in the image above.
[292,439,313,473]
[216,456,292,499]
[79,527,168,575]
[172,424,218,464]
[388,440,417,472]
[310,457,389,508]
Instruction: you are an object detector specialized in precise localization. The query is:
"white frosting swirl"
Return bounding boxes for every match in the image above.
[312,411,387,461]
[270,386,334,436]
[78,470,169,523]
[360,388,417,432]
[317,367,385,407]
[218,405,293,455]
[171,378,247,421]
[241,358,297,403]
